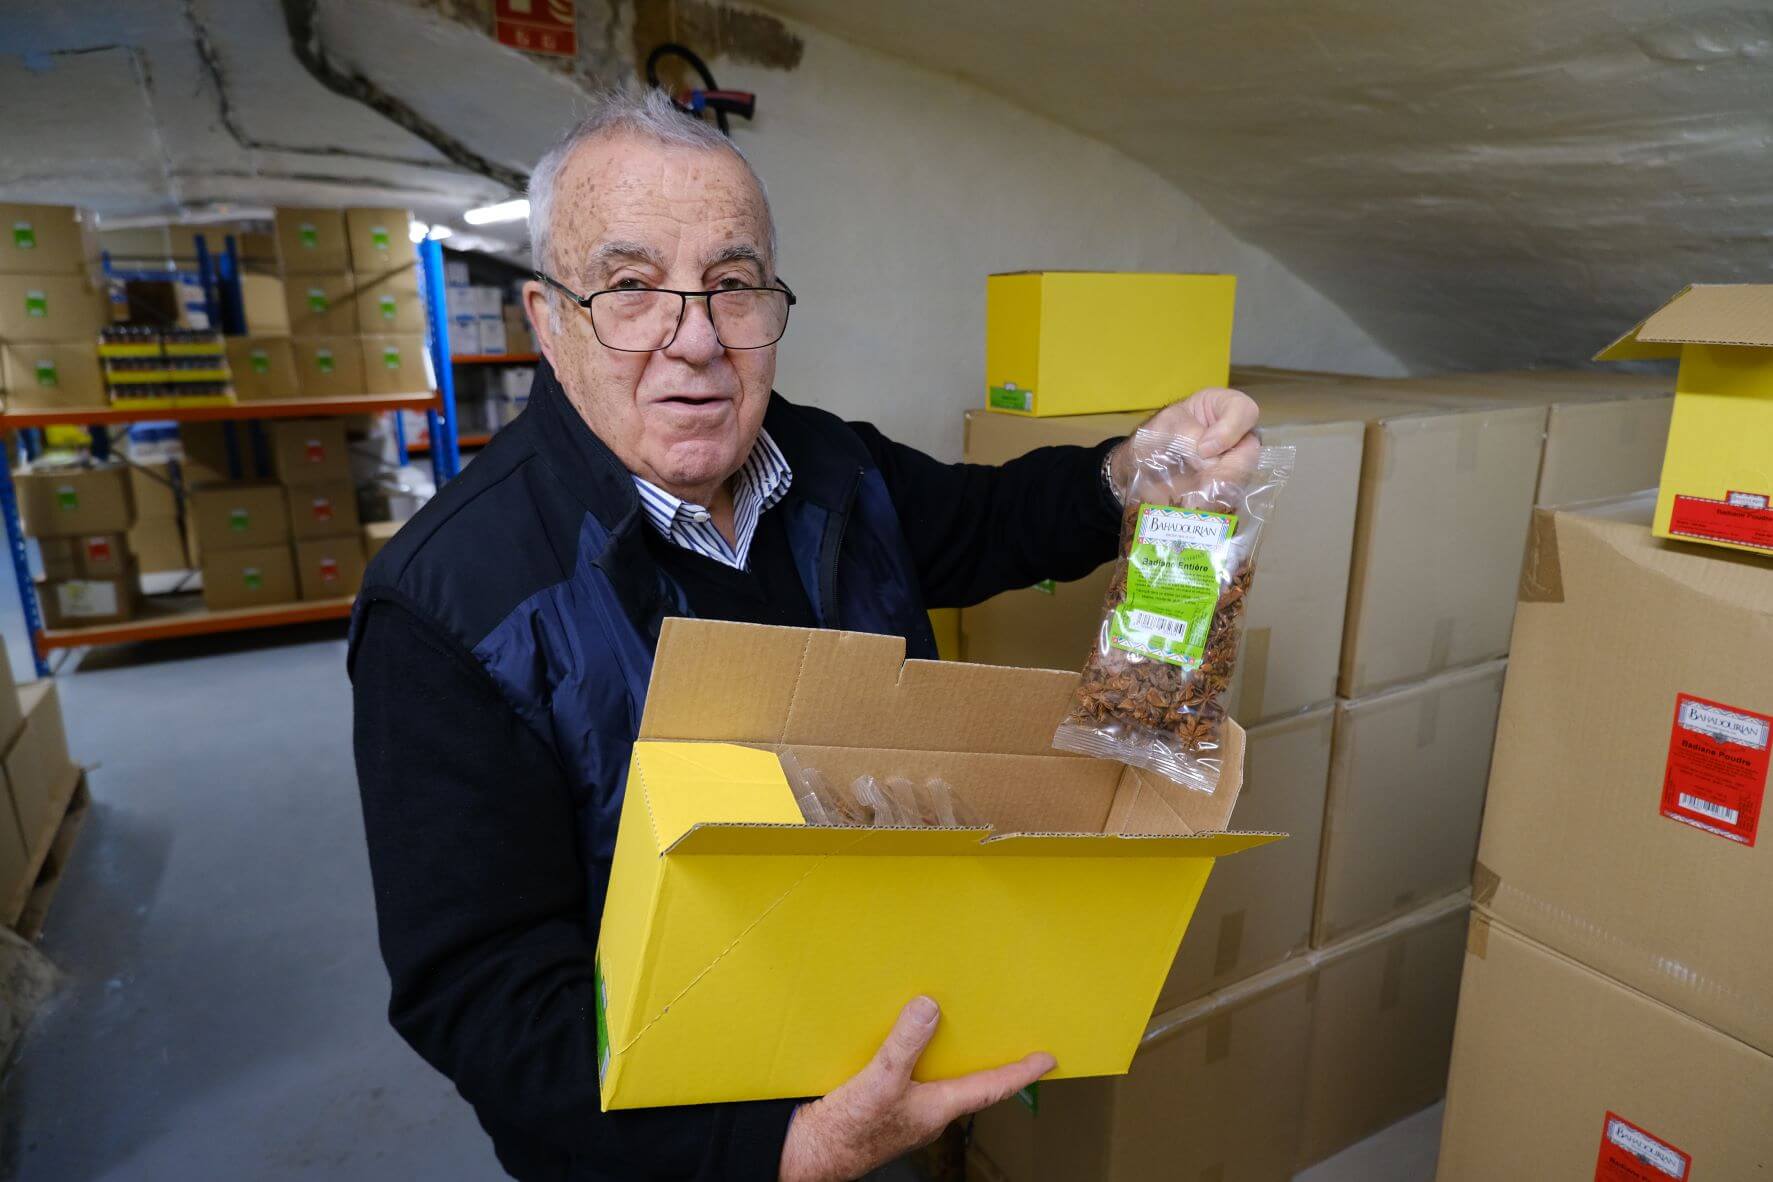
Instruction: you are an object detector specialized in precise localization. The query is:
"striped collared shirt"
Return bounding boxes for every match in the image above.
[631,429,794,570]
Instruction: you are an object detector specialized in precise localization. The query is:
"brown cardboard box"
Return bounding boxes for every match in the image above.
[127,462,178,521]
[188,484,288,552]
[971,952,1316,1182]
[503,304,535,354]
[224,337,299,401]
[1157,702,1332,1008]
[128,517,188,574]
[181,421,270,485]
[0,274,107,342]
[1315,659,1506,946]
[354,266,425,335]
[0,782,28,921]
[273,207,349,274]
[240,273,290,336]
[1,342,105,410]
[200,543,297,611]
[362,520,399,561]
[957,406,1366,724]
[344,207,417,277]
[0,204,92,275]
[37,532,128,580]
[96,225,172,262]
[1477,495,1773,1052]
[1437,916,1773,1181]
[3,682,77,851]
[266,419,350,485]
[281,271,358,336]
[39,569,139,629]
[285,478,360,540]
[1299,893,1469,1167]
[291,336,366,398]
[0,635,21,752]
[15,463,135,537]
[294,536,365,599]
[360,334,430,395]
[1245,388,1545,698]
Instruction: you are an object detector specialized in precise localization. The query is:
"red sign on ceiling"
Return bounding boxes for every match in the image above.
[494,0,577,58]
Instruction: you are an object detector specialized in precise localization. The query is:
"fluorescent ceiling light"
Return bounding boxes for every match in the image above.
[463,199,529,225]
[428,225,454,240]
[409,220,430,243]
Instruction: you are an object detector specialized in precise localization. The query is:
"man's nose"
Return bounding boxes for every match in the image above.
[664,296,723,364]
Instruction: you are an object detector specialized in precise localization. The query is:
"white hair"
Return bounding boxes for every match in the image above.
[526,86,778,282]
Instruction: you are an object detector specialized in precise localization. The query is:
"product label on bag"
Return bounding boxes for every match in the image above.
[1661,693,1769,846]
[1667,492,1773,551]
[1595,1112,1689,1180]
[1107,503,1235,668]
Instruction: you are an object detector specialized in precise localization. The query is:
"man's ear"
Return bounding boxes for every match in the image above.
[522,280,560,369]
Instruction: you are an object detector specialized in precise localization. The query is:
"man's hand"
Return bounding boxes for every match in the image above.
[1108,387,1261,500]
[778,997,1055,1182]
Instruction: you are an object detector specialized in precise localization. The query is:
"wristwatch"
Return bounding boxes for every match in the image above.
[1100,444,1123,508]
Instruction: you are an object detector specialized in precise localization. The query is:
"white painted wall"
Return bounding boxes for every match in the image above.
[713,21,1404,460]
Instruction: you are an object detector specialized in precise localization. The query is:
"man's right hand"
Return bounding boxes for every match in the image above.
[777,996,1056,1182]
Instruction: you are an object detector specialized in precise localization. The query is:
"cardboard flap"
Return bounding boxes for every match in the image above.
[640,620,1081,756]
[976,831,1282,858]
[664,823,995,857]
[1593,285,1773,359]
[628,742,803,851]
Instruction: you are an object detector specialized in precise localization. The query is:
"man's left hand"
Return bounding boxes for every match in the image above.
[1107,386,1261,500]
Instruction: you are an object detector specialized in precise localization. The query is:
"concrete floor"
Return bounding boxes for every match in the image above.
[0,599,1440,1181]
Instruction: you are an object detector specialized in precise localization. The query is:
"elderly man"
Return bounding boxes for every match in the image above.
[351,88,1258,1182]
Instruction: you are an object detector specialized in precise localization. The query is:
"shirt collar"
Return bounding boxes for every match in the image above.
[632,428,793,538]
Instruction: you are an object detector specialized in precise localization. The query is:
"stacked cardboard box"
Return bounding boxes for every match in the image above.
[0,204,108,412]
[272,418,365,600]
[0,636,85,938]
[127,461,189,574]
[1436,496,1773,1177]
[13,459,139,628]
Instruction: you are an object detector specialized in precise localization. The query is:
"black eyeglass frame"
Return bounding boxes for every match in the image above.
[532,271,797,352]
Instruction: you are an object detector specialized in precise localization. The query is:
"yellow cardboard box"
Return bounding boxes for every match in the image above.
[1598,284,1773,556]
[985,272,1235,417]
[596,619,1275,1109]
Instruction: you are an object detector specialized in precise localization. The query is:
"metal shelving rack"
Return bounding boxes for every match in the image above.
[0,235,462,675]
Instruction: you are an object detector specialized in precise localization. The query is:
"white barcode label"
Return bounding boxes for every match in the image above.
[1678,793,1738,824]
[1127,610,1190,641]
[1606,1117,1687,1177]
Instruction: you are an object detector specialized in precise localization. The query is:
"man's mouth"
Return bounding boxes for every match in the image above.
[656,393,732,409]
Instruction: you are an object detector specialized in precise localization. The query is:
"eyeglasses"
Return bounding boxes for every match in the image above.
[533,272,796,352]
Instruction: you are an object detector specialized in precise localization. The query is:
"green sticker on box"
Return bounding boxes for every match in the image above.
[382,346,401,370]
[594,957,610,1078]
[1106,503,1237,669]
[371,226,391,251]
[378,294,397,320]
[13,222,36,250]
[243,567,262,590]
[298,223,318,249]
[55,486,79,511]
[316,349,335,374]
[1033,579,1056,595]
[988,383,1033,412]
[228,508,250,531]
[306,288,328,313]
[250,349,270,374]
[24,289,47,318]
[34,361,58,387]
[1017,1083,1039,1114]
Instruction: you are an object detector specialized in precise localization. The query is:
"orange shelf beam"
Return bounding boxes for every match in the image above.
[0,392,439,430]
[36,596,355,651]
[409,431,492,455]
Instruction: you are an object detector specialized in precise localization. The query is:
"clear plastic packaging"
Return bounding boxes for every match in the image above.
[1053,427,1294,793]
[778,753,986,828]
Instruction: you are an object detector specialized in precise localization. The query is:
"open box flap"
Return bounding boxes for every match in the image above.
[629,741,803,851]
[663,822,1281,859]
[1593,284,1773,360]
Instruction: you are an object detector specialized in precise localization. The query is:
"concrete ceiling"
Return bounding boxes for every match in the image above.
[1,0,1764,369]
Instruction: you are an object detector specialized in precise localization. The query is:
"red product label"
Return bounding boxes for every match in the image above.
[311,497,334,522]
[304,439,326,463]
[85,537,113,562]
[319,558,340,582]
[1661,693,1770,846]
[493,0,577,57]
[1667,493,1773,552]
[1596,1112,1690,1180]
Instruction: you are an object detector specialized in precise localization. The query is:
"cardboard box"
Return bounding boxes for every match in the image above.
[359,334,430,395]
[971,953,1316,1182]
[1315,659,1506,946]
[957,406,1366,724]
[180,421,272,485]
[15,462,135,538]
[354,265,425,334]
[188,484,289,551]
[37,532,128,580]
[1157,702,1331,1009]
[291,336,366,398]
[96,225,172,262]
[224,337,299,401]
[597,619,1270,1109]
[273,207,349,274]
[266,419,350,485]
[449,312,481,356]
[294,535,365,599]
[1438,916,1773,1181]
[503,304,535,353]
[344,207,417,276]
[362,519,400,561]
[1,342,105,410]
[0,783,28,921]
[0,204,92,275]
[240,273,290,336]
[285,478,360,540]
[1477,495,1773,1052]
[39,570,139,629]
[1299,893,1468,1166]
[128,516,188,574]
[3,682,77,850]
[127,462,178,521]
[281,271,358,336]
[0,635,22,752]
[985,272,1234,417]
[0,273,107,342]
[1598,284,1773,556]
[200,543,297,611]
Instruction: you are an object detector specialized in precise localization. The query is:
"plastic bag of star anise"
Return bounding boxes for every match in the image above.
[1053,426,1294,794]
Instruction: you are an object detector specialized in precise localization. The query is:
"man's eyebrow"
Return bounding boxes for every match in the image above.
[704,243,768,274]
[587,241,667,275]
